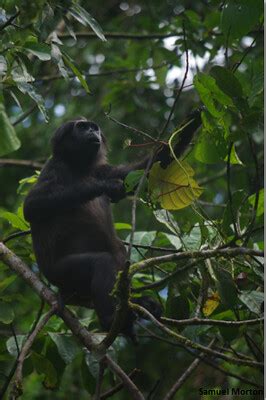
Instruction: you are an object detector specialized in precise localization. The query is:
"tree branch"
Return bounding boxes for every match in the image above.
[161,316,264,327]
[58,31,179,40]
[11,308,55,398]
[163,339,215,400]
[130,302,263,368]
[37,63,169,82]
[100,369,140,400]
[0,159,43,170]
[129,247,264,276]
[0,10,20,32]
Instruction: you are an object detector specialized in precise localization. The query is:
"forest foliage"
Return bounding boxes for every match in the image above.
[0,1,264,399]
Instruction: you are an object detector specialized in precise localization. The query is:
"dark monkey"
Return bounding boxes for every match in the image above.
[23,111,201,333]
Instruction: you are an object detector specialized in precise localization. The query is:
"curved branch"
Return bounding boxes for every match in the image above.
[161,316,264,327]
[129,247,264,276]
[58,31,179,40]
[12,308,55,397]
[130,302,263,368]
[0,159,43,170]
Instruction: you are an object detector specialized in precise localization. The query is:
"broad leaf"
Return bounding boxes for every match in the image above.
[62,53,90,93]
[0,104,21,156]
[149,161,203,210]
[24,42,51,61]
[248,189,264,217]
[49,333,80,364]
[221,0,263,39]
[203,292,220,316]
[239,290,264,315]
[0,209,29,230]
[69,5,106,41]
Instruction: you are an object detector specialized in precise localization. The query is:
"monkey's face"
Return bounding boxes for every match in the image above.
[52,119,107,166]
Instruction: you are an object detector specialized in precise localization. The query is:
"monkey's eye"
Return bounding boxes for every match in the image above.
[75,120,99,134]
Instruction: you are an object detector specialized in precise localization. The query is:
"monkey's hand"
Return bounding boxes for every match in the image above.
[105,179,126,203]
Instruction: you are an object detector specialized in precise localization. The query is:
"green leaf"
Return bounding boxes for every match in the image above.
[69,5,106,42]
[183,224,202,250]
[0,55,7,76]
[194,112,228,164]
[51,44,68,79]
[0,275,17,292]
[62,53,90,93]
[49,333,79,364]
[210,66,243,100]
[248,189,264,217]
[126,231,156,262]
[159,233,182,250]
[85,351,100,378]
[214,267,238,308]
[0,104,21,156]
[239,290,264,315]
[224,144,243,165]
[195,73,233,107]
[6,335,25,356]
[81,358,96,394]
[0,209,29,230]
[114,222,132,230]
[194,75,223,117]
[166,295,190,319]
[221,0,263,39]
[154,209,180,235]
[0,302,14,324]
[24,42,51,61]
[124,169,144,192]
[32,352,58,389]
[16,82,48,121]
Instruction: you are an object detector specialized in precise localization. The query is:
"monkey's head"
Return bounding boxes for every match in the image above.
[51,119,107,167]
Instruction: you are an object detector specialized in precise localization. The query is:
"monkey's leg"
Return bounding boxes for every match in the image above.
[51,252,117,330]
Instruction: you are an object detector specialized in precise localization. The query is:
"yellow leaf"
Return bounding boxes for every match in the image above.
[202,292,220,316]
[148,160,203,210]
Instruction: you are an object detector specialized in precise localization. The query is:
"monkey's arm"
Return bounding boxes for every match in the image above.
[23,178,123,222]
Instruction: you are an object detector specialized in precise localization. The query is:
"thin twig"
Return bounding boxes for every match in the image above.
[232,25,262,72]
[160,21,189,136]
[226,142,239,237]
[161,316,264,327]
[163,339,215,400]
[3,230,31,244]
[0,10,20,31]
[123,240,181,253]
[58,31,180,40]
[95,360,106,400]
[104,355,145,400]
[138,326,263,389]
[104,112,156,143]
[0,159,42,170]
[100,369,140,400]
[130,302,262,368]
[243,132,261,245]
[12,308,55,396]
[129,247,264,276]
[198,168,227,185]
[12,103,38,126]
[37,63,169,82]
